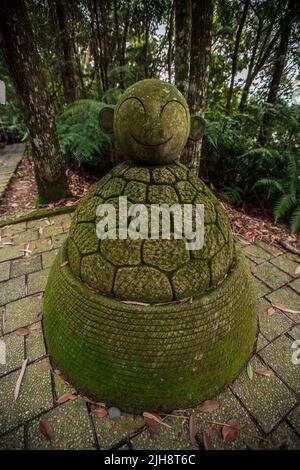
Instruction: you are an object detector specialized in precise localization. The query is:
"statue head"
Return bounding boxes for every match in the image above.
[99,79,203,165]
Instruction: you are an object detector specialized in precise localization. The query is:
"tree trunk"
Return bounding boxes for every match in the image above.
[182,0,213,173]
[55,0,79,104]
[0,0,68,203]
[238,14,280,111]
[144,7,150,79]
[174,0,192,98]
[257,0,296,145]
[226,0,250,114]
[167,1,175,83]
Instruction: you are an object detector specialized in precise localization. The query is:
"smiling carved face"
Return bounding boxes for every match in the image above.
[114,79,190,165]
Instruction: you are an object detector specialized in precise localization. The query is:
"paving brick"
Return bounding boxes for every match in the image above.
[4,295,42,333]
[242,245,272,264]
[290,278,300,294]
[27,268,50,295]
[258,299,293,341]
[27,399,95,450]
[52,232,68,249]
[268,421,300,449]
[267,287,300,322]
[259,335,300,394]
[10,255,41,278]
[93,412,144,450]
[289,324,300,340]
[287,405,300,434]
[27,238,53,255]
[40,223,65,238]
[42,249,58,269]
[256,334,269,352]
[1,222,27,237]
[231,356,297,433]
[26,218,48,229]
[0,276,26,306]
[0,427,24,449]
[131,414,193,450]
[255,262,291,290]
[0,245,23,263]
[0,331,24,376]
[26,323,46,361]
[194,389,264,450]
[0,260,10,282]
[270,255,299,278]
[256,242,284,257]
[0,360,53,434]
[3,229,38,245]
[254,278,271,298]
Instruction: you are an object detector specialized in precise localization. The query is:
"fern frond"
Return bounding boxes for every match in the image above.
[274,194,296,221]
[291,205,300,233]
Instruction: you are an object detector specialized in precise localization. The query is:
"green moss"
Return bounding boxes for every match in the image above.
[172,259,210,298]
[114,265,173,302]
[143,239,189,272]
[43,243,257,413]
[81,253,115,293]
[65,160,237,301]
[0,204,77,228]
[114,79,190,165]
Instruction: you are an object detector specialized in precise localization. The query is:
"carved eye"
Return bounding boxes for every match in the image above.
[160,100,186,116]
[118,97,146,114]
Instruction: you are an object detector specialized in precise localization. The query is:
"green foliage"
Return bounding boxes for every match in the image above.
[101,87,124,105]
[254,152,300,232]
[56,99,113,167]
[202,102,300,232]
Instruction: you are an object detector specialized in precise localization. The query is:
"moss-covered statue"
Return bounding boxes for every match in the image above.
[43,79,257,412]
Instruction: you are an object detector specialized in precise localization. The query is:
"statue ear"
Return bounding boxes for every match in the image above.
[189,116,205,141]
[99,107,114,134]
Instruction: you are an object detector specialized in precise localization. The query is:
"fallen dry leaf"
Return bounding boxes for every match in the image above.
[257,301,265,313]
[14,358,28,400]
[37,360,51,371]
[272,303,300,315]
[60,261,69,267]
[255,369,274,377]
[222,417,240,443]
[39,419,54,441]
[197,400,219,413]
[250,265,257,274]
[122,300,150,306]
[142,412,172,429]
[91,407,108,418]
[29,324,41,332]
[267,307,276,316]
[203,428,213,450]
[15,327,30,336]
[189,413,197,448]
[144,416,160,435]
[294,265,300,276]
[56,392,77,405]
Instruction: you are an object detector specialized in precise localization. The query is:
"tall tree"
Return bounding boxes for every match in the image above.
[175,0,192,98]
[238,5,281,112]
[55,0,79,104]
[226,0,250,113]
[182,0,213,173]
[0,0,68,203]
[258,0,297,145]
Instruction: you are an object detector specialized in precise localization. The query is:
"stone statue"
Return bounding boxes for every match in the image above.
[43,79,257,413]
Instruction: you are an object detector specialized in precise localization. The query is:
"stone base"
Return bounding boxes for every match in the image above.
[43,242,257,413]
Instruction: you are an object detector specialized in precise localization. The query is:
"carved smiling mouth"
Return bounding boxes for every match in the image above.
[130,133,173,147]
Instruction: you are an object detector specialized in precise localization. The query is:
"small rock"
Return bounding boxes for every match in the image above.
[108,406,121,421]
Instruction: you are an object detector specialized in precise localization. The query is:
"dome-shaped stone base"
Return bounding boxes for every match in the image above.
[43,242,257,413]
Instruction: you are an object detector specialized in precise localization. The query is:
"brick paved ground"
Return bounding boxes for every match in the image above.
[0,144,25,200]
[0,213,299,449]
